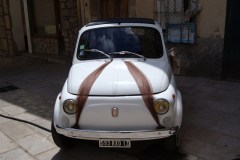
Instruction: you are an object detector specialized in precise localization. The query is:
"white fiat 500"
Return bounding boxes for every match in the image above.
[52,18,183,151]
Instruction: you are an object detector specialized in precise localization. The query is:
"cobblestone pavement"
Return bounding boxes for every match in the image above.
[0,61,240,160]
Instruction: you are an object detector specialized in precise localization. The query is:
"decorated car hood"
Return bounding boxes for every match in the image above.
[67,60,171,95]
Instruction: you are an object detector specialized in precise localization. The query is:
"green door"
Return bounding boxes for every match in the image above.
[223,0,240,79]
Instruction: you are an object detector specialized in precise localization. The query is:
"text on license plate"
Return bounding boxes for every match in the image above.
[99,139,131,148]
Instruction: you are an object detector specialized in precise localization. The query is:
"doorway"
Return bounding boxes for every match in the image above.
[223,0,240,79]
[26,0,61,55]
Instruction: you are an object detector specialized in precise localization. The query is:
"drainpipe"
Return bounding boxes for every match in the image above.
[23,0,32,54]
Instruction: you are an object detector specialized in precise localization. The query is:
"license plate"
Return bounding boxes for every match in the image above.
[99,139,131,148]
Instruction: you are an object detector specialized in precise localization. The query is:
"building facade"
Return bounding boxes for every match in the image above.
[1,0,239,79]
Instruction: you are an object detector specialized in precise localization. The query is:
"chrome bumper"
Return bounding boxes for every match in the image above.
[55,126,178,141]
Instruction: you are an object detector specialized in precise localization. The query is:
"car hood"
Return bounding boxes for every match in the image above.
[67,60,171,95]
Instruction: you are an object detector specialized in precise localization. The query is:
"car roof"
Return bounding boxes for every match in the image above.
[86,18,156,27]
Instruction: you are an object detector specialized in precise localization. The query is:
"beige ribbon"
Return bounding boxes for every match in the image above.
[73,60,163,129]
[72,61,112,129]
[124,61,163,128]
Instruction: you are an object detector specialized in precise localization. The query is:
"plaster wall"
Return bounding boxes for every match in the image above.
[196,0,227,38]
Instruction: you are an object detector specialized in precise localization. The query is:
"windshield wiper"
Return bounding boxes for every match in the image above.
[83,49,112,60]
[110,51,146,61]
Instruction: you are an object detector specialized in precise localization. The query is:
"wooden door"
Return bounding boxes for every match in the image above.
[100,0,128,19]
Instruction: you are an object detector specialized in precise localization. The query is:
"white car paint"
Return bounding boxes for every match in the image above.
[53,19,183,141]
[67,59,171,95]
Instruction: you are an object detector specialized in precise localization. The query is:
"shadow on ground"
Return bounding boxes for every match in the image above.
[0,63,71,121]
[52,140,186,160]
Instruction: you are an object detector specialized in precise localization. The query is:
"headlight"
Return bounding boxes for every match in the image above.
[154,99,170,115]
[63,99,76,115]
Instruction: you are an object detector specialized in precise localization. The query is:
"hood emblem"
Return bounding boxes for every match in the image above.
[112,107,119,117]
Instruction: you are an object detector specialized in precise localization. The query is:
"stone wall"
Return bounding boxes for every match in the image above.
[32,37,58,55]
[168,37,224,79]
[197,0,227,38]
[59,0,79,56]
[0,0,15,57]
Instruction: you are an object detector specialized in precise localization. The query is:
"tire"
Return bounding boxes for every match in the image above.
[51,120,76,149]
[164,132,180,152]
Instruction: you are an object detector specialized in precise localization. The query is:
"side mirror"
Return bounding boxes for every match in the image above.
[167,48,175,69]
[167,48,181,75]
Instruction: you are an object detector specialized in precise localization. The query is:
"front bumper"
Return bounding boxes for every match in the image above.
[55,125,178,141]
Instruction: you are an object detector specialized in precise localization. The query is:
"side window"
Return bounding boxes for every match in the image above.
[79,33,89,49]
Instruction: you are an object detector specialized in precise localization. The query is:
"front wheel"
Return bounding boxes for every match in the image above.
[51,121,76,149]
[164,131,180,152]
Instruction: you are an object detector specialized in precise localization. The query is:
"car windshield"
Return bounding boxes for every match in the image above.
[77,27,163,60]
